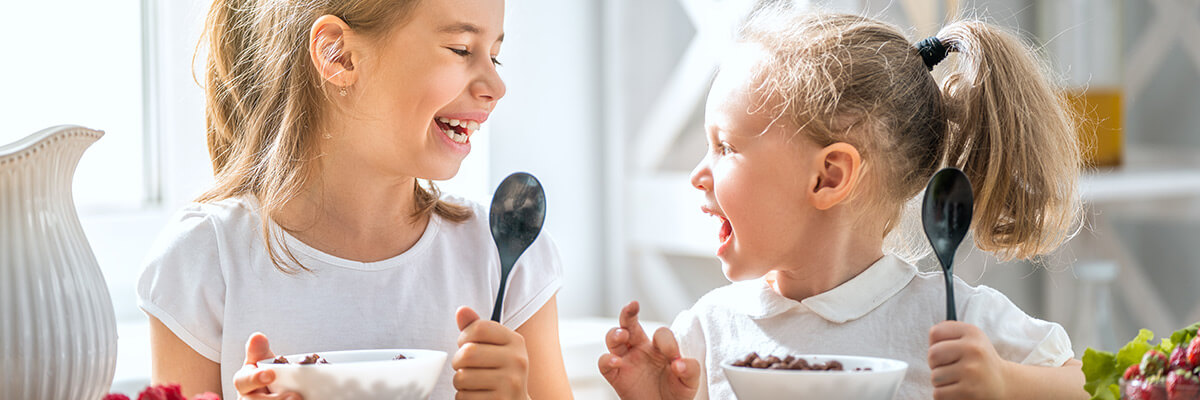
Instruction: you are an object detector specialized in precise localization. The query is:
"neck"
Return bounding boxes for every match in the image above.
[770,212,886,302]
[275,133,430,262]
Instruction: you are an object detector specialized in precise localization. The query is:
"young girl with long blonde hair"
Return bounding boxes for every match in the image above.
[600,6,1087,400]
[137,0,572,399]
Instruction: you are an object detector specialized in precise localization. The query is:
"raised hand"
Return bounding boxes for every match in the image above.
[452,306,530,400]
[598,301,701,400]
[232,332,301,400]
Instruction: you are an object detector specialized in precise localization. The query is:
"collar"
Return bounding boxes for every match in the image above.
[737,254,918,323]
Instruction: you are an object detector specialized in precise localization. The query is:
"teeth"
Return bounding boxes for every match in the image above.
[441,128,469,144]
[436,117,483,142]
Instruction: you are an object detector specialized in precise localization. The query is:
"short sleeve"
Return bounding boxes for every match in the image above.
[499,232,564,330]
[962,286,1073,367]
[671,309,709,400]
[137,207,227,362]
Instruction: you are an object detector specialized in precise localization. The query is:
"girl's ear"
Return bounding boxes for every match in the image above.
[808,142,863,210]
[309,15,357,88]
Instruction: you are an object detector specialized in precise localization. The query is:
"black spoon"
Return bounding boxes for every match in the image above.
[488,172,547,323]
[921,167,973,321]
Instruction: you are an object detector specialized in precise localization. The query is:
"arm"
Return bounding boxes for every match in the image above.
[928,321,1088,400]
[999,359,1087,400]
[148,315,222,397]
[515,295,574,399]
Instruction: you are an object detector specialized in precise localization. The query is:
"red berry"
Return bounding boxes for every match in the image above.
[1127,377,1169,400]
[1167,369,1200,400]
[1187,337,1200,370]
[1173,346,1193,371]
[136,384,186,400]
[1130,364,1148,380]
[1146,351,1172,378]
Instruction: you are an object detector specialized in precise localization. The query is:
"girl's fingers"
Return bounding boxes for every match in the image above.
[930,364,964,388]
[651,327,681,359]
[451,342,512,370]
[452,367,519,391]
[455,306,481,332]
[244,332,275,365]
[672,357,702,390]
[929,321,968,345]
[245,393,301,400]
[454,391,499,400]
[458,318,516,347]
[618,301,649,345]
[605,327,630,355]
[597,353,621,380]
[232,367,275,395]
[927,340,964,369]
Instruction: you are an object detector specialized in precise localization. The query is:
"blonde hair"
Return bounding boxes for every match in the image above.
[198,0,471,273]
[739,6,1081,261]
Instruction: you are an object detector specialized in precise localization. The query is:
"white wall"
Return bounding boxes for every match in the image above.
[488,0,606,318]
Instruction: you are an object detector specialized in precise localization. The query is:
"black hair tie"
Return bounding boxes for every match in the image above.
[916,36,950,71]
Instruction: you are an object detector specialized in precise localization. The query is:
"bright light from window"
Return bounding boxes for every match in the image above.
[0,0,145,211]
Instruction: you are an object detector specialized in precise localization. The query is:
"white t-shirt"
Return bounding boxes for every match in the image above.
[137,195,563,400]
[672,254,1072,400]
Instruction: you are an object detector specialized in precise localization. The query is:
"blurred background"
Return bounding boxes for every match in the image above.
[3,0,1200,397]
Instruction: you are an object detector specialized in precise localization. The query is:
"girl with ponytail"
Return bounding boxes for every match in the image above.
[137,0,572,399]
[600,5,1086,400]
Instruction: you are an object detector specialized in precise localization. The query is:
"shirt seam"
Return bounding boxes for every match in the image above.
[138,300,221,362]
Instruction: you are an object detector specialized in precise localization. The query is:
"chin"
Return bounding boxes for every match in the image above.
[423,164,463,181]
[721,262,767,282]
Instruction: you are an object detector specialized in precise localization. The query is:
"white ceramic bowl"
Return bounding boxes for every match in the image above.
[255,349,447,400]
[721,354,908,400]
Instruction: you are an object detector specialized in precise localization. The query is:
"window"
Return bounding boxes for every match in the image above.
[1,0,147,210]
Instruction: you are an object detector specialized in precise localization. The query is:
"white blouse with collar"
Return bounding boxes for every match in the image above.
[672,254,1072,400]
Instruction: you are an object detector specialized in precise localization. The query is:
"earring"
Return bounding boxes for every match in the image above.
[338,86,348,96]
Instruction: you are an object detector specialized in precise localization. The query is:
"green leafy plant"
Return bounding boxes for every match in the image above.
[1084,322,1200,400]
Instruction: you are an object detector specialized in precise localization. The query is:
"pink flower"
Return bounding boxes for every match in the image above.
[102,394,131,400]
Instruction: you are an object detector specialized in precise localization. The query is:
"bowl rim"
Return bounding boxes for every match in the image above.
[719,354,909,375]
[255,348,447,368]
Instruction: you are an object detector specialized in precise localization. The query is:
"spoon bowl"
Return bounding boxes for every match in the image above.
[488,172,547,322]
[921,167,973,321]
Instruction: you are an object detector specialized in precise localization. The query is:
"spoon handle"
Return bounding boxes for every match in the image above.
[490,268,511,322]
[943,266,957,321]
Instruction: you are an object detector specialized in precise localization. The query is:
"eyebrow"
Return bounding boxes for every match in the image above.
[437,22,504,42]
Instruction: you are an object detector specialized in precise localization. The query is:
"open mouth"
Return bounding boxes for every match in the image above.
[702,206,734,245]
[718,216,732,243]
[434,117,480,144]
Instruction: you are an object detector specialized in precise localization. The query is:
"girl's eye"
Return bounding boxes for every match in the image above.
[448,48,502,66]
[713,142,733,156]
[710,141,729,156]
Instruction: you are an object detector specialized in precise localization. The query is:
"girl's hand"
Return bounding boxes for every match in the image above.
[453,306,530,400]
[232,333,301,400]
[928,321,1007,400]
[598,301,701,400]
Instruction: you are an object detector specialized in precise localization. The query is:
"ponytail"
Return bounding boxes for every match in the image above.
[933,21,1082,260]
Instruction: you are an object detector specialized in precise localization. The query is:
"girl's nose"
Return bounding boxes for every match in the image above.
[471,62,506,103]
[690,159,712,191]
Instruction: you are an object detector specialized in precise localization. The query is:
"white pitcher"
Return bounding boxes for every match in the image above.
[0,125,118,399]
